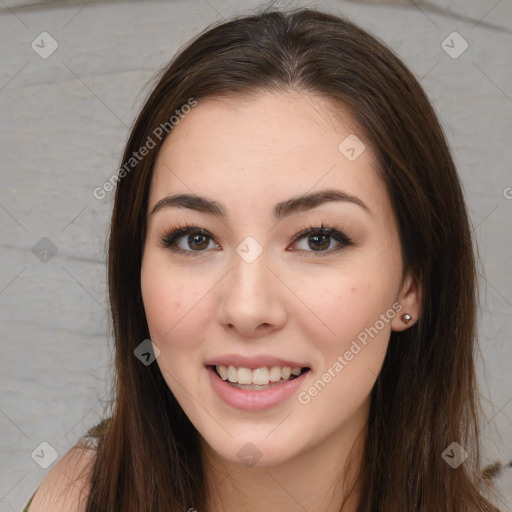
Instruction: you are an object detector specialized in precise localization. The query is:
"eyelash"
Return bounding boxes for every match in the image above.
[159,222,354,257]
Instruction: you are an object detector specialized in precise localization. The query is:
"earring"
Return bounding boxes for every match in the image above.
[401,313,412,324]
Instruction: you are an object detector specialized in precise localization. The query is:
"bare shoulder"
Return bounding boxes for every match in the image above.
[27,445,96,512]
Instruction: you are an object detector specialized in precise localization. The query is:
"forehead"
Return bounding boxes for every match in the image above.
[149,91,389,219]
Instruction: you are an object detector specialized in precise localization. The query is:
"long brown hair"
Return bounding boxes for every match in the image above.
[84,7,503,511]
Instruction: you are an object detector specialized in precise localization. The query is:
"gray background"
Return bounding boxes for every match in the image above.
[0,0,511,510]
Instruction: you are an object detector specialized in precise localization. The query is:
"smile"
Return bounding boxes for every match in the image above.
[214,364,309,388]
[206,365,311,411]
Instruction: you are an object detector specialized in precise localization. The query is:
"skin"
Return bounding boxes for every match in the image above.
[140,90,422,511]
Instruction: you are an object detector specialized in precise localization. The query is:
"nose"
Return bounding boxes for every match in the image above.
[218,248,287,337]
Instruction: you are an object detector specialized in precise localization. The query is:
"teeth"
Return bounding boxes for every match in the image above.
[252,367,269,385]
[269,366,282,382]
[216,365,305,385]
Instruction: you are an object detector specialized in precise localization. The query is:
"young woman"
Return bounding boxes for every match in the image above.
[26,7,505,512]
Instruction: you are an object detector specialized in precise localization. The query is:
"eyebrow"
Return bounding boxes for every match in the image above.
[150,189,372,220]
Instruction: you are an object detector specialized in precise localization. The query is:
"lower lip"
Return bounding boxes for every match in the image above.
[206,366,310,411]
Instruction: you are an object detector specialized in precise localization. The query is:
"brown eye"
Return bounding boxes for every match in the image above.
[290,226,353,255]
[185,233,210,250]
[160,225,220,256]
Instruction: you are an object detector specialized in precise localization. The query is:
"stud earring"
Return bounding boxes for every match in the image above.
[401,313,412,324]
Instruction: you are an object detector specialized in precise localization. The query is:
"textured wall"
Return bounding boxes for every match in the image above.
[0,0,511,510]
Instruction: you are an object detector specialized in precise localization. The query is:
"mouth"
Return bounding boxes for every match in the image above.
[206,363,312,411]
[208,364,311,391]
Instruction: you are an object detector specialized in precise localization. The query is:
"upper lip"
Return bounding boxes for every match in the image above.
[205,354,311,370]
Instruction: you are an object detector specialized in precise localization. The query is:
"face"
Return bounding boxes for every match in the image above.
[141,91,421,467]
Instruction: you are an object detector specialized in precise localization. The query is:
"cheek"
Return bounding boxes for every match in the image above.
[140,254,209,353]
[298,271,390,346]
[295,268,396,400]
[296,275,392,421]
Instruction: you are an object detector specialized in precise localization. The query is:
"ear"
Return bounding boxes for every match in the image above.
[391,270,422,332]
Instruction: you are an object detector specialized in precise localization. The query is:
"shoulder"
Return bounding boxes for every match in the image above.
[26,444,96,512]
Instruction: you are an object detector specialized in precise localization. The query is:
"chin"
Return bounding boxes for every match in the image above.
[203,430,305,469]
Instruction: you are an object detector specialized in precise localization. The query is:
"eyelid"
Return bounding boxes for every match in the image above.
[289,224,352,245]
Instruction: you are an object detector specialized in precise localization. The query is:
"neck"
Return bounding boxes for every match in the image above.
[201,401,369,512]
